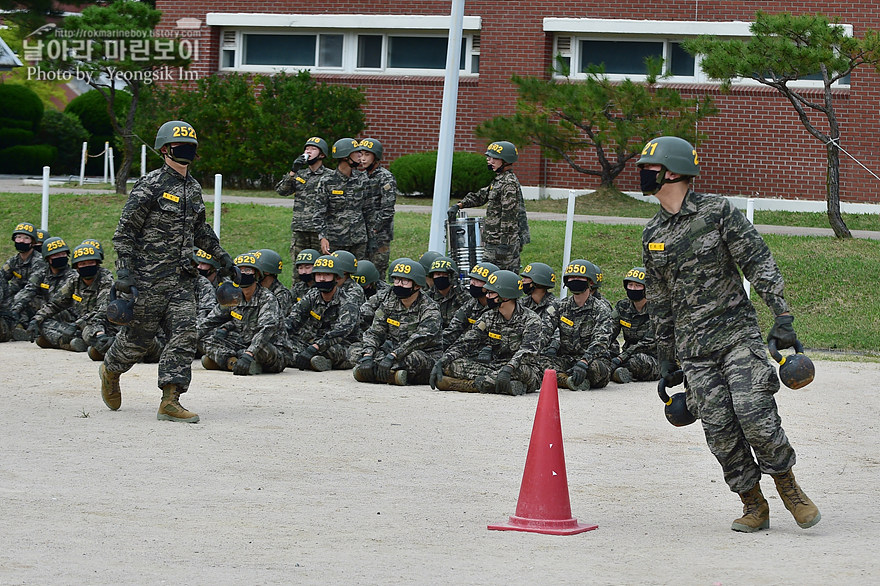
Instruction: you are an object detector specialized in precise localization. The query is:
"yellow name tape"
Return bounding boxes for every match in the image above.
[12,271,21,279]
[387,318,400,327]
[468,318,476,324]
[331,189,344,195]
[296,176,306,184]
[560,316,574,326]
[649,242,665,251]
[230,311,243,320]
[620,319,631,328]
[72,294,83,302]
[162,192,180,203]
[310,310,321,321]
[40,282,50,290]
[488,332,501,340]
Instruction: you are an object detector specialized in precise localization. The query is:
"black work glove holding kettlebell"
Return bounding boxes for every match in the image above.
[376,354,396,382]
[114,268,134,294]
[429,361,445,390]
[295,345,319,371]
[233,353,255,376]
[495,365,514,394]
[768,314,797,350]
[569,360,590,387]
[660,359,684,388]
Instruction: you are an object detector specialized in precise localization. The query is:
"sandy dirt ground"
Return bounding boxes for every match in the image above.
[0,341,877,585]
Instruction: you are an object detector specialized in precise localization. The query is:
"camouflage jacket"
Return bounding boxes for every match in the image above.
[34,267,113,331]
[200,285,286,354]
[427,280,470,329]
[290,279,313,304]
[196,274,218,329]
[340,277,366,308]
[458,170,530,246]
[610,299,657,361]
[314,169,374,246]
[642,190,789,361]
[553,293,614,364]
[267,278,295,317]
[287,286,361,350]
[362,291,442,360]
[362,166,397,244]
[358,280,391,332]
[12,264,73,315]
[114,164,227,282]
[3,251,46,297]
[442,303,542,370]
[442,296,490,348]
[274,164,327,232]
[521,291,559,350]
[0,274,12,326]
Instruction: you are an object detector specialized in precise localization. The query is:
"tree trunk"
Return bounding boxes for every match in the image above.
[826,143,852,238]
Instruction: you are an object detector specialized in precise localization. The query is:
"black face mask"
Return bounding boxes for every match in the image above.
[487,163,495,172]
[468,284,486,299]
[169,143,197,165]
[77,264,99,279]
[432,275,451,290]
[314,279,335,292]
[50,256,69,269]
[626,288,646,302]
[521,282,535,295]
[639,167,661,195]
[566,279,589,293]
[486,296,501,309]
[363,285,376,299]
[298,271,315,284]
[238,272,256,287]
[197,268,213,278]
[393,285,413,299]
[14,241,32,253]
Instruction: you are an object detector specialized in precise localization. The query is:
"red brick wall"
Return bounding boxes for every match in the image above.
[156,1,880,203]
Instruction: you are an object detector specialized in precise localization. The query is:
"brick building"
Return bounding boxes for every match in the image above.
[155,1,880,203]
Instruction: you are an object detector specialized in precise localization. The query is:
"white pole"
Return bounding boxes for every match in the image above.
[560,189,577,299]
[103,141,109,184]
[213,174,222,237]
[41,166,50,231]
[141,144,147,177]
[108,147,116,186]
[428,0,465,253]
[79,142,87,185]
[743,198,755,298]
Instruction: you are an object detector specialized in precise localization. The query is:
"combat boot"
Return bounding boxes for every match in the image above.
[201,355,223,370]
[731,482,770,532]
[310,355,332,372]
[563,374,591,392]
[157,385,199,423]
[12,326,30,342]
[87,346,104,362]
[36,335,53,348]
[436,376,479,392]
[353,364,375,382]
[66,338,87,352]
[772,469,820,528]
[612,367,633,384]
[99,363,122,411]
[390,369,408,386]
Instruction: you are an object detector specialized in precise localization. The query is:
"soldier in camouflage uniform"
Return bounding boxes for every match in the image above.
[537,260,614,391]
[353,259,391,332]
[200,252,288,375]
[193,249,221,357]
[430,270,542,395]
[14,236,74,338]
[291,248,319,303]
[426,256,469,330]
[99,120,237,424]
[29,243,113,353]
[0,275,13,342]
[449,141,530,272]
[254,248,295,317]
[441,260,498,349]
[287,254,361,371]
[330,249,366,307]
[275,136,329,263]
[609,267,659,384]
[355,138,397,278]
[4,222,46,301]
[639,136,819,533]
[33,227,49,255]
[314,138,374,258]
[417,251,443,289]
[353,258,442,385]
[520,261,560,353]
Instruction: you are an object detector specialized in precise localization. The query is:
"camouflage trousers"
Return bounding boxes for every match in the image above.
[204,330,286,373]
[538,354,612,389]
[290,231,323,264]
[366,349,440,384]
[368,241,391,281]
[288,339,353,370]
[104,276,198,393]
[329,240,367,262]
[481,242,522,273]
[38,318,80,348]
[683,341,795,494]
[619,352,661,381]
[445,357,541,393]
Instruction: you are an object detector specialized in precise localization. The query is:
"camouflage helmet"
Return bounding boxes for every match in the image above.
[485,140,518,163]
[623,266,647,287]
[429,256,458,276]
[304,136,329,157]
[42,236,70,257]
[312,254,345,277]
[484,269,524,299]
[354,137,383,160]
[194,248,220,269]
[12,222,37,242]
[467,260,499,282]
[563,259,601,288]
[636,136,700,177]
[81,239,105,261]
[71,243,102,265]
[155,120,198,150]
[330,249,357,274]
[295,248,320,266]
[255,248,283,276]
[418,251,444,274]
[390,258,426,288]
[332,137,360,159]
[233,251,262,277]
[520,262,556,289]
[353,259,381,286]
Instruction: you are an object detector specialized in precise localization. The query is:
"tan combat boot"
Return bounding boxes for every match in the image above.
[201,355,222,370]
[772,469,820,528]
[99,363,122,411]
[157,385,200,423]
[435,376,479,392]
[87,346,104,362]
[390,369,408,386]
[731,482,770,532]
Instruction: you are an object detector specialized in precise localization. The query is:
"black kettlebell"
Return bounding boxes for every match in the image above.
[107,286,138,326]
[216,266,243,307]
[768,338,815,390]
[658,371,697,427]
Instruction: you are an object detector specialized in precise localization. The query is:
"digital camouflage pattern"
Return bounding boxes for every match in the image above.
[521,291,560,352]
[358,280,391,332]
[440,303,543,393]
[2,250,45,298]
[610,298,659,381]
[195,274,217,328]
[427,279,470,330]
[441,296,490,349]
[290,279,313,304]
[33,267,114,348]
[0,277,13,341]
[286,285,361,368]
[266,278,295,317]
[340,277,366,308]
[314,169,374,250]
[275,165,327,260]
[11,263,73,324]
[362,166,398,276]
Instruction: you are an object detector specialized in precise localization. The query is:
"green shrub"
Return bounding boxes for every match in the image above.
[65,90,131,175]
[0,84,44,132]
[0,128,34,149]
[0,145,57,174]
[390,151,495,198]
[38,110,89,174]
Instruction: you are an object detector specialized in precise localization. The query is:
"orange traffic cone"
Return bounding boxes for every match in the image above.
[488,369,598,535]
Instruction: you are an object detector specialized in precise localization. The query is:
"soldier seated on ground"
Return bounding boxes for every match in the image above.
[441,260,498,350]
[330,249,365,307]
[0,275,14,342]
[609,267,660,384]
[427,256,469,330]
[287,254,360,372]
[519,261,560,354]
[13,236,73,341]
[352,258,442,386]
[254,248,295,317]
[3,223,45,306]
[353,259,391,332]
[430,269,542,395]
[291,248,319,303]
[537,259,615,391]
[200,252,288,375]
[417,251,443,290]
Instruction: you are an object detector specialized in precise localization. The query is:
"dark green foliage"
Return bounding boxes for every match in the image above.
[390,151,495,198]
[0,84,44,132]
[65,90,131,174]
[0,145,57,174]
[38,110,89,174]
[0,128,34,149]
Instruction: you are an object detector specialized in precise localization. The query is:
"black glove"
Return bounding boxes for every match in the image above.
[233,353,255,376]
[768,314,797,350]
[358,355,375,373]
[429,361,445,390]
[26,319,40,342]
[114,268,134,294]
[611,356,623,368]
[447,204,459,218]
[660,359,684,388]
[94,334,114,354]
[569,360,589,387]
[376,354,396,382]
[476,345,492,364]
[215,251,237,282]
[541,345,557,358]
[495,365,514,394]
[295,345,319,370]
[215,326,230,341]
[291,153,309,172]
